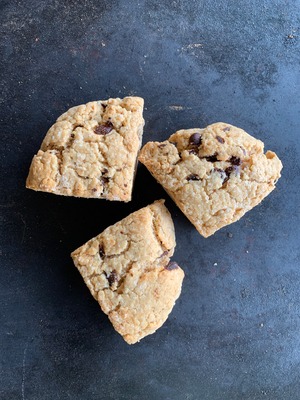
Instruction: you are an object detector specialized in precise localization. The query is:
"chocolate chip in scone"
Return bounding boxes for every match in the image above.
[107,270,118,286]
[70,133,75,138]
[205,153,218,162]
[99,244,105,258]
[189,132,202,146]
[101,176,110,185]
[158,143,167,148]
[221,165,240,185]
[102,168,108,175]
[187,174,200,181]
[94,121,114,135]
[216,135,225,144]
[102,103,107,110]
[165,261,179,271]
[222,126,231,132]
[229,156,241,165]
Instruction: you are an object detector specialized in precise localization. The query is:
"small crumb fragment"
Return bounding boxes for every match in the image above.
[168,105,185,111]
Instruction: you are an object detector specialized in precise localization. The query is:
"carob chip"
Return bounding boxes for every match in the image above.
[165,261,179,271]
[94,121,114,135]
[189,132,202,146]
[107,270,118,286]
[187,174,200,181]
[216,135,225,144]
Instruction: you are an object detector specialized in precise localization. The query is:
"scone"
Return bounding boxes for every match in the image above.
[26,96,144,202]
[71,200,184,344]
[139,123,282,237]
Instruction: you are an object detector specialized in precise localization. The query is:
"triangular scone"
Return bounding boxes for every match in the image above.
[139,123,283,237]
[26,97,144,202]
[71,200,184,344]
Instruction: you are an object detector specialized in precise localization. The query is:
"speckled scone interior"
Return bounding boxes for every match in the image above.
[26,96,144,202]
[71,200,184,344]
[139,123,283,237]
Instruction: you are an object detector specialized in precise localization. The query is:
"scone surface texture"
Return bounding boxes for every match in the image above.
[71,200,184,344]
[139,122,282,237]
[26,96,144,202]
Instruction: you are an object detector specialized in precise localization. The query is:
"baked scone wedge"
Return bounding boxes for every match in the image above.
[26,96,144,202]
[139,123,282,237]
[71,200,184,344]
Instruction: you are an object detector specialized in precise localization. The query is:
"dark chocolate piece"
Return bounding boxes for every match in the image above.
[94,121,114,135]
[216,135,225,144]
[222,126,231,132]
[165,261,179,271]
[101,176,110,185]
[187,174,200,181]
[189,133,202,146]
[99,244,105,258]
[229,156,241,165]
[107,270,118,286]
[205,153,218,162]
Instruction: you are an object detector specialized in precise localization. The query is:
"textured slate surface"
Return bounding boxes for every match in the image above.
[1,1,299,399]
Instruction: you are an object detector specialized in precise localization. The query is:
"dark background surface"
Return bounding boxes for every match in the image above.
[1,1,299,399]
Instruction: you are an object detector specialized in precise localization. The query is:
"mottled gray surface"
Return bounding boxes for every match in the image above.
[1,1,299,399]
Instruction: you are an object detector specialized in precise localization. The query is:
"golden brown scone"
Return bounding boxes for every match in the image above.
[26,97,144,202]
[71,200,184,344]
[139,123,282,237]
